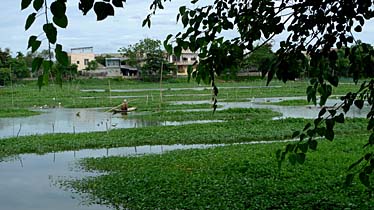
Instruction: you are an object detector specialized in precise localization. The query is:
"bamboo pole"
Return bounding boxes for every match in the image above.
[159,62,164,110]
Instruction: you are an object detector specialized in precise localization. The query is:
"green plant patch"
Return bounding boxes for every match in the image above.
[130,108,280,121]
[0,108,40,118]
[264,99,311,106]
[0,118,368,159]
[61,134,373,209]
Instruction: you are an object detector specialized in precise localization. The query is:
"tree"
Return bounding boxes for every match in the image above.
[0,68,11,86]
[119,38,175,81]
[21,0,374,188]
[0,48,30,79]
[242,43,276,70]
[85,60,98,70]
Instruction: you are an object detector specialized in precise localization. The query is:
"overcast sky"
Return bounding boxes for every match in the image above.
[1,0,374,55]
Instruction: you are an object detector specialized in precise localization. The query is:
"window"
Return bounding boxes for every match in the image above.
[191,57,197,61]
[84,59,89,65]
[182,57,188,61]
[76,61,80,64]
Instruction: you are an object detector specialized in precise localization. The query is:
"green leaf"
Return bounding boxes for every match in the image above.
[288,153,297,165]
[303,123,311,131]
[28,36,42,53]
[354,25,362,32]
[345,173,354,187]
[79,0,94,15]
[32,57,44,72]
[327,75,339,87]
[43,60,53,73]
[334,113,345,123]
[296,153,306,164]
[33,0,44,11]
[112,0,124,7]
[359,172,370,188]
[325,129,334,141]
[354,100,364,109]
[43,23,57,44]
[174,46,182,57]
[368,118,374,131]
[292,131,300,138]
[179,6,186,15]
[25,13,36,31]
[50,0,66,18]
[308,140,318,150]
[94,2,114,21]
[21,0,33,10]
[187,66,193,82]
[37,75,44,90]
[55,44,69,66]
[348,157,364,171]
[298,143,308,153]
[369,133,374,146]
[53,15,68,28]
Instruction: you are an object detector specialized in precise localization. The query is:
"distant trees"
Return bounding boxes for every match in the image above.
[0,48,30,85]
[118,38,176,81]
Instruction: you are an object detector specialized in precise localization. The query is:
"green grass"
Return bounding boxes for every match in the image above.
[130,108,280,121]
[265,99,312,106]
[0,108,40,118]
[61,134,374,209]
[0,78,361,111]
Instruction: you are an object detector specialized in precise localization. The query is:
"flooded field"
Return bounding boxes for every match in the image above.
[0,97,368,139]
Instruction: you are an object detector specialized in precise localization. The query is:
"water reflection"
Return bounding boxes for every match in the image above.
[0,139,296,210]
[0,144,217,210]
[173,96,369,119]
[0,109,221,139]
[0,96,368,139]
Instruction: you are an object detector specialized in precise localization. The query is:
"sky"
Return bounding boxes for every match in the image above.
[1,0,374,55]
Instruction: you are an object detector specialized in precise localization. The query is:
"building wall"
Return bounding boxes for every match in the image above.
[169,50,199,76]
[69,53,95,71]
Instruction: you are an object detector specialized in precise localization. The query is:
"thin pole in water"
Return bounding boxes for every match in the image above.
[159,62,164,110]
[16,124,22,138]
[108,79,112,106]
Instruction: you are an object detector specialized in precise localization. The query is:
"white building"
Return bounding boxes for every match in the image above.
[68,47,95,71]
[168,50,199,76]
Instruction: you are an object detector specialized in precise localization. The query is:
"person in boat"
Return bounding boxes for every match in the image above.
[121,99,128,112]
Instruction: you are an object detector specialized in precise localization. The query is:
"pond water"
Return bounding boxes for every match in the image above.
[0,109,223,139]
[174,96,370,119]
[0,144,211,210]
[0,140,295,210]
[0,97,369,139]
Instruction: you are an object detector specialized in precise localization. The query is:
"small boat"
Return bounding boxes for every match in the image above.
[111,107,137,114]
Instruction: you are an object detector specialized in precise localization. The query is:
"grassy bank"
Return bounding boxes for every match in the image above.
[61,134,372,209]
[0,108,40,118]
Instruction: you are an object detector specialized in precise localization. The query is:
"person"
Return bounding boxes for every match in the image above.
[121,99,128,112]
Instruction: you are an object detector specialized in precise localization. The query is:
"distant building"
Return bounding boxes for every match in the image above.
[168,50,199,76]
[69,47,95,71]
[104,57,139,78]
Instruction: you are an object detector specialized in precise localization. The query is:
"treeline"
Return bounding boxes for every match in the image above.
[0,48,77,86]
